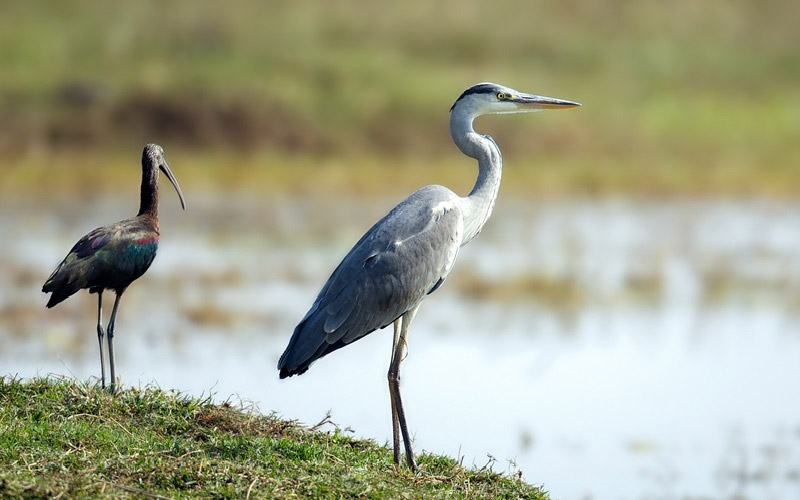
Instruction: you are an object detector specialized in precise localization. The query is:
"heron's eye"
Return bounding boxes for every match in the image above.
[497,92,506,100]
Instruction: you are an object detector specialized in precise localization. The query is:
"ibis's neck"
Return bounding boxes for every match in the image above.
[137,167,159,220]
[450,111,502,246]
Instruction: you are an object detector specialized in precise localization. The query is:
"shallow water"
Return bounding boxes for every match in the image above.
[2,195,800,500]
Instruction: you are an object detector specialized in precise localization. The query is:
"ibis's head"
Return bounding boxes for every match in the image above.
[142,143,186,210]
[450,82,580,118]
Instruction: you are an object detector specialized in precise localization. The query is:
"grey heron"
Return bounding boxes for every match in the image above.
[278,82,580,471]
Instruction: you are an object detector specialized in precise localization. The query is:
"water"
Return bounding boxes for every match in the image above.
[2,195,800,500]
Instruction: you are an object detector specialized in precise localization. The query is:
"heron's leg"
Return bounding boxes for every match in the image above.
[388,316,403,466]
[395,306,419,471]
[96,291,106,389]
[106,289,125,394]
[387,305,419,472]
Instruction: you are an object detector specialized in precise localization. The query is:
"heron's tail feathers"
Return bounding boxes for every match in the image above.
[277,310,351,378]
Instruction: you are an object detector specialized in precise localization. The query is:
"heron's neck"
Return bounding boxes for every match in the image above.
[138,167,159,220]
[450,112,502,246]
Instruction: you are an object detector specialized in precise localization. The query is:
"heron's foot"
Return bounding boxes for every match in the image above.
[393,446,401,468]
[391,446,418,473]
[405,448,418,473]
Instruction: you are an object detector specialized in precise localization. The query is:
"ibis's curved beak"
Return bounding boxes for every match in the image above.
[160,161,186,210]
[511,92,581,110]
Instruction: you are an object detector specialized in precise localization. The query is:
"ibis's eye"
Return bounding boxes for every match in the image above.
[497,92,506,100]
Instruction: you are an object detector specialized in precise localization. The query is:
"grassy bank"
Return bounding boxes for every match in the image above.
[0,377,550,499]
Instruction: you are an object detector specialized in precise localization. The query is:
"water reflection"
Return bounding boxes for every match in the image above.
[2,195,800,500]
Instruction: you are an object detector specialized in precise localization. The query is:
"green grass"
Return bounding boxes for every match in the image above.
[0,377,550,499]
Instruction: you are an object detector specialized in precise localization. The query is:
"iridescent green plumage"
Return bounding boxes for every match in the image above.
[42,217,159,307]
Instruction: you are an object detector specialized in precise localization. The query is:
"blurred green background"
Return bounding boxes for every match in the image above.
[1,0,798,198]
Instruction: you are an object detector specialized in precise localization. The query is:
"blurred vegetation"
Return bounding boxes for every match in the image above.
[1,0,798,196]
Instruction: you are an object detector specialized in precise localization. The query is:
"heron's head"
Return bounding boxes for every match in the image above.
[450,82,580,117]
[142,143,186,210]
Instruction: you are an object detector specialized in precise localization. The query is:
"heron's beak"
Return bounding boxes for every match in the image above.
[511,93,581,110]
[160,161,186,210]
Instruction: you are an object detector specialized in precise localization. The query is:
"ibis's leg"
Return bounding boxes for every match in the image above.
[106,290,125,394]
[387,305,419,472]
[96,291,106,389]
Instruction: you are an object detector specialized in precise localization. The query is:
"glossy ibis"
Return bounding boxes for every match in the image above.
[42,144,186,393]
[278,83,580,470]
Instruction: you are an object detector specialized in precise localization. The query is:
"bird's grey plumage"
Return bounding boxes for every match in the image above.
[277,82,580,470]
[279,185,463,376]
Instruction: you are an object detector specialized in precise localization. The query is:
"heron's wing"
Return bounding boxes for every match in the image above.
[279,187,463,377]
[328,203,463,344]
